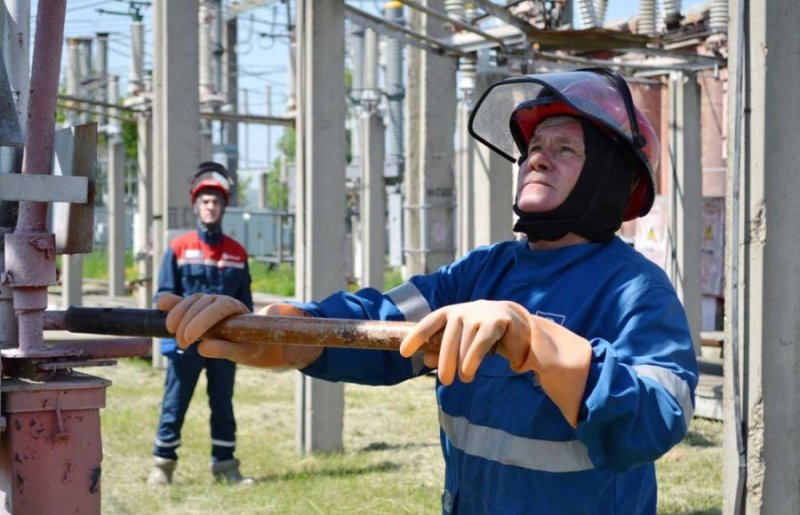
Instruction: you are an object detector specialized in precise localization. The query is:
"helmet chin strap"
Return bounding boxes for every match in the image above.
[513,118,632,243]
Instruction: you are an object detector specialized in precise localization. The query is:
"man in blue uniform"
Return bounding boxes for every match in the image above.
[157,69,698,512]
[147,162,255,486]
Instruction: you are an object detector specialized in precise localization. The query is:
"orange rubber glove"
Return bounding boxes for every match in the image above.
[399,300,592,427]
[158,294,322,368]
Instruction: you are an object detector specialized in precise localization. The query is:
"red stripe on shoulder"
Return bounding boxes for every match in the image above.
[170,231,201,257]
[220,235,248,262]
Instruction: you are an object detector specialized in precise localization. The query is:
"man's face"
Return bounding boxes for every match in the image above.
[195,190,225,225]
[515,116,586,213]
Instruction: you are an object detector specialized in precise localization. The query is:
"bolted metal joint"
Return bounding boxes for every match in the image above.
[4,232,57,288]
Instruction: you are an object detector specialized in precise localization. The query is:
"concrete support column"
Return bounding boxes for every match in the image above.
[294,0,346,454]
[223,16,239,206]
[360,111,385,289]
[667,71,702,354]
[472,135,513,248]
[416,0,457,273]
[0,0,30,347]
[107,75,126,297]
[723,0,800,512]
[136,111,153,309]
[455,102,473,256]
[404,8,422,277]
[154,0,200,250]
[61,38,84,309]
[404,1,457,274]
[152,0,200,368]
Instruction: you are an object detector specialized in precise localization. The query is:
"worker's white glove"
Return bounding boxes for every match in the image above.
[158,294,322,368]
[399,300,592,427]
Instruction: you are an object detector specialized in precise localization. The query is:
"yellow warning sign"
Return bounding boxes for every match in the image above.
[704,225,714,240]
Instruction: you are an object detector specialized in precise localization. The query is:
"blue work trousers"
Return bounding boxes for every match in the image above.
[153,344,237,463]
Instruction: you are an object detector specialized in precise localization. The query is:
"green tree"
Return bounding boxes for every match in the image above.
[264,127,295,210]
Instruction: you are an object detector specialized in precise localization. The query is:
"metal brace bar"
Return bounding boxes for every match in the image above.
[0,174,89,203]
[344,4,468,57]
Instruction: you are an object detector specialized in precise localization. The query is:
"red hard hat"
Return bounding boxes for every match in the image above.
[469,68,659,220]
[189,161,233,204]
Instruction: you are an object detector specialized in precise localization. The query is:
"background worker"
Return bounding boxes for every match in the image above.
[158,68,698,513]
[148,162,255,486]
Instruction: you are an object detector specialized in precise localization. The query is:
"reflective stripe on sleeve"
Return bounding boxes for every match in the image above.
[633,364,694,426]
[439,409,595,473]
[385,282,431,322]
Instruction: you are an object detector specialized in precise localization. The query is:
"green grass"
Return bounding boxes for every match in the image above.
[56,251,139,282]
[79,251,406,297]
[99,358,443,514]
[656,417,723,513]
[249,261,296,297]
[97,358,722,514]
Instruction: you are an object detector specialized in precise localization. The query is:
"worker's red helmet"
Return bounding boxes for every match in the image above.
[189,161,233,205]
[468,67,659,220]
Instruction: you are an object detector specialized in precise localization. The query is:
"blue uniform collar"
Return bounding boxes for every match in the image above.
[196,224,223,245]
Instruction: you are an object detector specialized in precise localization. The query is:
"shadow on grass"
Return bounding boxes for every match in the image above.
[659,510,721,515]
[681,429,716,448]
[255,461,401,483]
[359,441,439,453]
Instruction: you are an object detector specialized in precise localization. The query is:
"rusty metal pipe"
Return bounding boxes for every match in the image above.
[44,307,442,353]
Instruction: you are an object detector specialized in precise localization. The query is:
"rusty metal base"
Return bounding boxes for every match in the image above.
[0,372,110,514]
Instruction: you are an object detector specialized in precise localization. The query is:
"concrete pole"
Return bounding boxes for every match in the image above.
[243,88,249,168]
[383,2,405,267]
[198,1,214,101]
[154,1,200,239]
[2,0,29,127]
[61,38,84,309]
[723,0,800,512]
[224,16,239,206]
[260,84,272,208]
[667,71,702,354]
[294,0,346,455]
[403,8,422,277]
[94,32,109,127]
[212,0,224,95]
[360,111,385,289]
[152,0,200,367]
[128,20,144,96]
[265,84,272,167]
[198,1,214,161]
[135,110,153,308]
[285,4,297,115]
[107,74,126,297]
[455,101,473,256]
[150,0,165,369]
[417,0,457,273]
[65,39,81,126]
[78,38,92,124]
[0,0,29,348]
[471,132,513,247]
[348,24,364,173]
